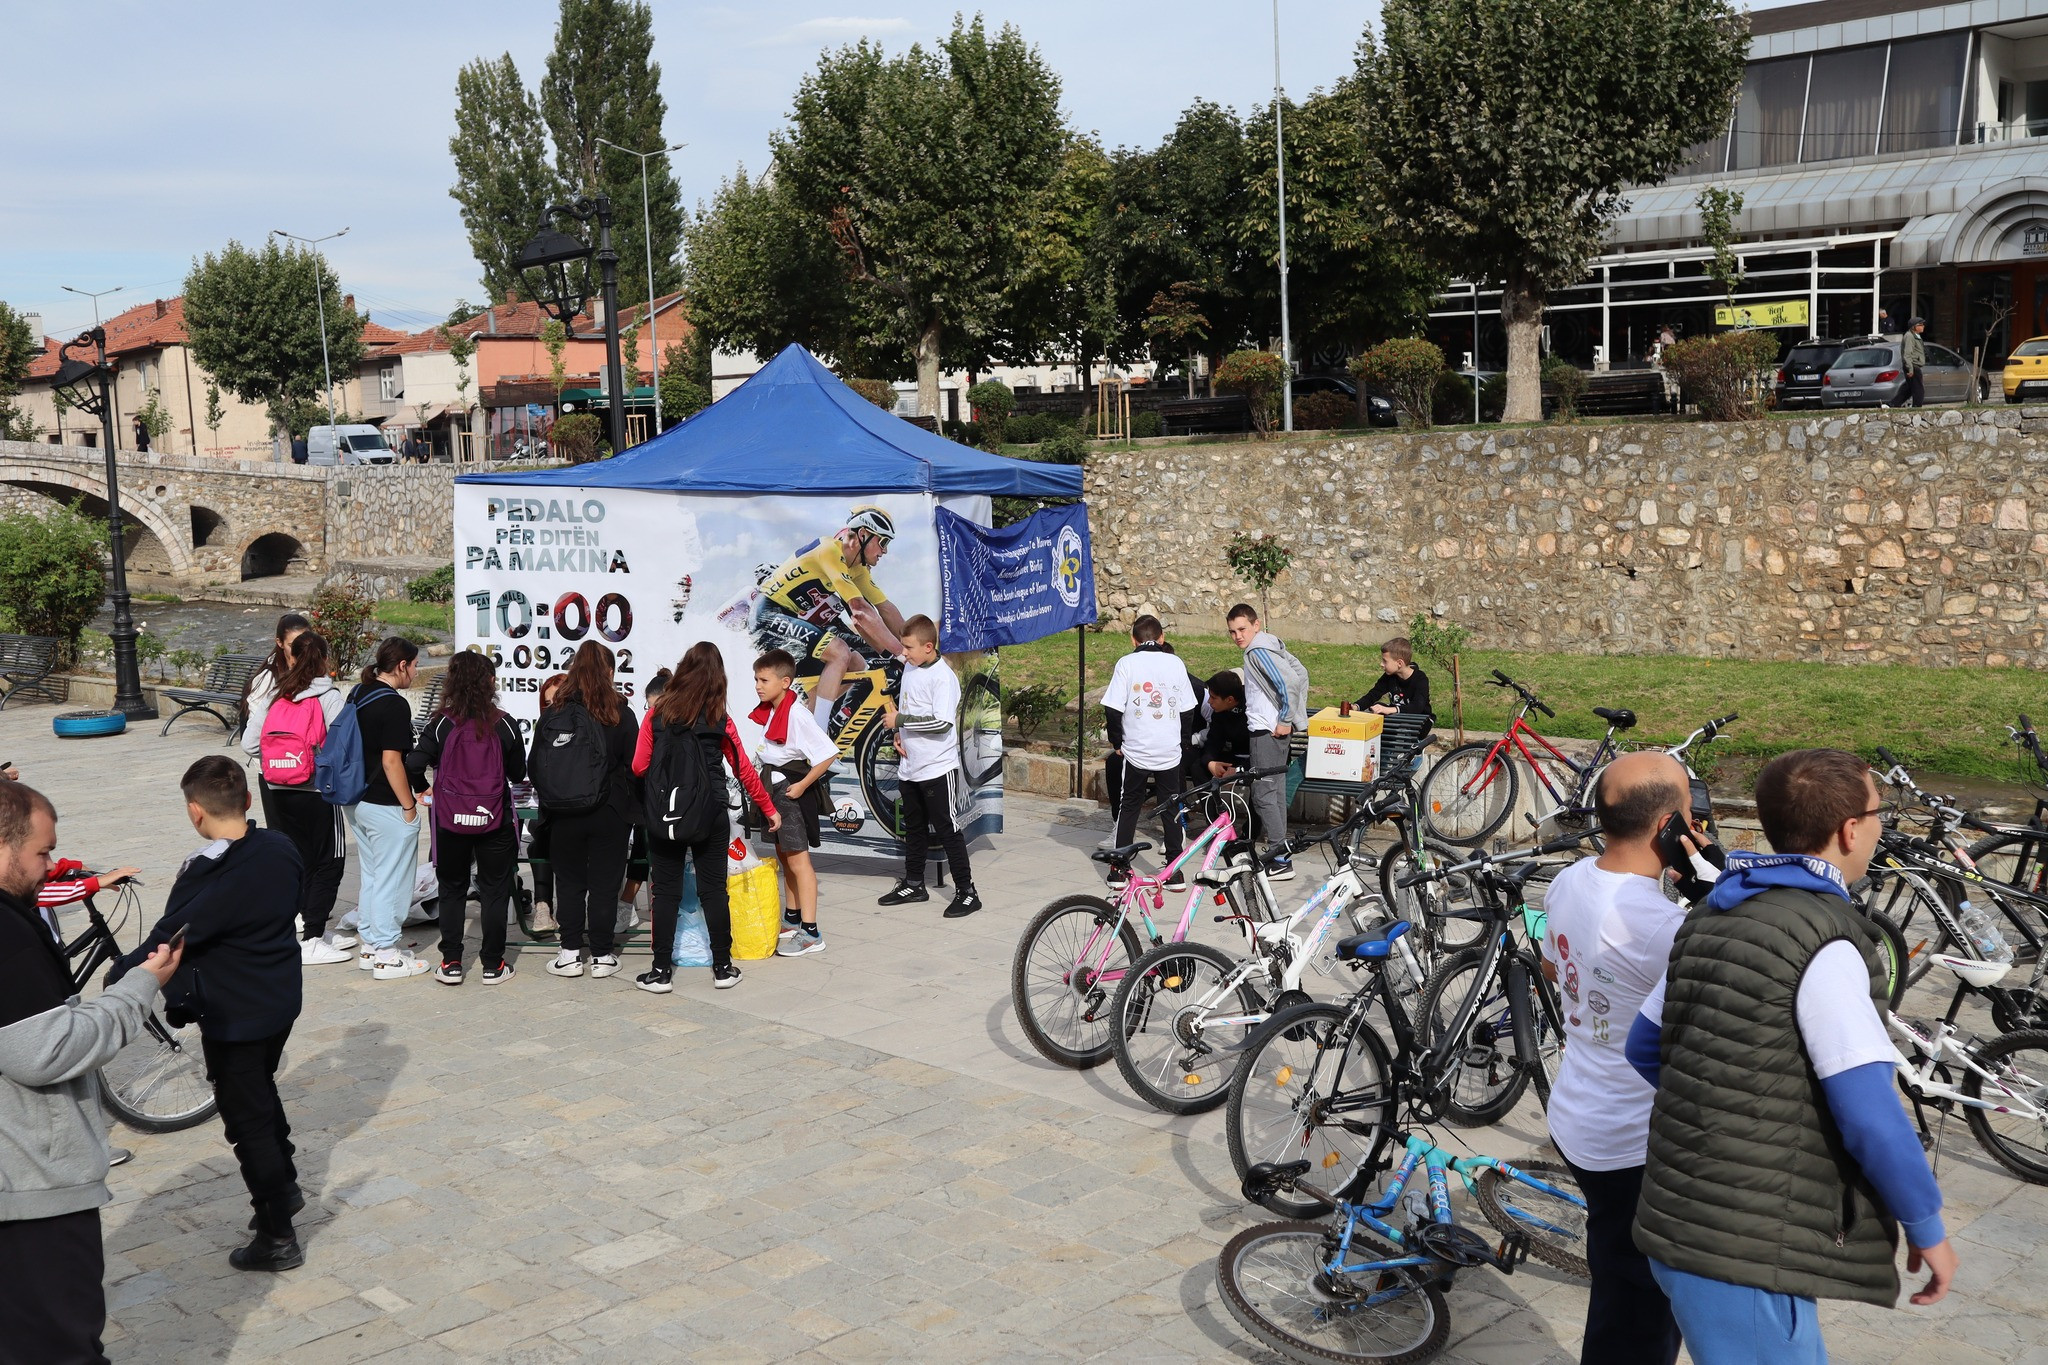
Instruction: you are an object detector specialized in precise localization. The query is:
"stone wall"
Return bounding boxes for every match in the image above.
[1085,408,2048,668]
[324,465,464,561]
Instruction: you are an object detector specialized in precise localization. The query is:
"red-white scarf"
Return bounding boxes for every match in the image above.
[748,689,796,744]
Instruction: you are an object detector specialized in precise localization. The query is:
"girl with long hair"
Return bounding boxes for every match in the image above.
[408,650,526,984]
[523,672,570,934]
[529,641,639,979]
[629,641,778,993]
[258,631,354,963]
[243,612,313,828]
[346,637,430,979]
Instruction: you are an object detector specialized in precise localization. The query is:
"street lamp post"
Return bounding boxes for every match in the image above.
[61,285,126,445]
[270,228,349,453]
[595,137,686,433]
[1273,0,1293,434]
[51,329,154,719]
[517,198,627,456]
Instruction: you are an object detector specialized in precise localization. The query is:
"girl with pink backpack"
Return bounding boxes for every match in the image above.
[256,632,352,965]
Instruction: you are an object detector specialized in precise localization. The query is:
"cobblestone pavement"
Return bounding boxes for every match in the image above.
[12,701,2046,1363]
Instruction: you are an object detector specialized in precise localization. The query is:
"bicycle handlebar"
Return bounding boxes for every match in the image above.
[1395,830,1596,887]
[1487,669,1553,717]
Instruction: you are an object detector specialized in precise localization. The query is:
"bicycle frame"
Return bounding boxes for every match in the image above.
[1891,1009,2048,1124]
[1062,807,1245,1001]
[1328,1134,1581,1266]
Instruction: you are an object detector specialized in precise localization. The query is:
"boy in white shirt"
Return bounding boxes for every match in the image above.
[1102,615,1200,890]
[747,650,840,957]
[876,617,980,918]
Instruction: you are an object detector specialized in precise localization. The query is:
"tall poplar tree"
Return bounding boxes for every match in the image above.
[448,54,561,305]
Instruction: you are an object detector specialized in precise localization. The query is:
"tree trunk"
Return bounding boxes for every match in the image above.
[1186,353,1196,400]
[917,322,942,419]
[1501,278,1546,423]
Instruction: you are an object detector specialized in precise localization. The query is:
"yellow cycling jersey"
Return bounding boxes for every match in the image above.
[759,537,888,624]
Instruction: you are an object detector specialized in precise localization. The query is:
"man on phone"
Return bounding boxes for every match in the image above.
[0,781,181,1365]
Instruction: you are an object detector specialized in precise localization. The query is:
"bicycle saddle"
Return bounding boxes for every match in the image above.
[1592,707,1637,730]
[1336,920,1414,960]
[1090,842,1151,865]
[1933,953,2012,988]
[1242,1160,1330,1212]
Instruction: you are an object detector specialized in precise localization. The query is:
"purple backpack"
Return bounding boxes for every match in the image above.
[433,715,508,835]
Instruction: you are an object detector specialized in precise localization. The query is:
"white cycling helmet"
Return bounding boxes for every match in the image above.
[845,504,897,541]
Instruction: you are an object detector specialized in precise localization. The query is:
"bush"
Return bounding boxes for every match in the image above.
[1293,391,1353,430]
[1406,612,1470,666]
[844,378,896,410]
[946,419,984,447]
[1039,432,1089,465]
[1003,682,1069,738]
[1478,373,1507,422]
[550,412,605,463]
[1432,372,1475,426]
[1661,330,1782,421]
[0,502,108,658]
[966,380,1015,445]
[1214,350,1289,433]
[407,563,455,604]
[1131,410,1163,439]
[309,573,381,676]
[1542,356,1589,421]
[1226,531,1291,621]
[1353,338,1446,430]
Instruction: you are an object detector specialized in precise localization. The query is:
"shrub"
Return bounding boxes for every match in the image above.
[1541,356,1589,421]
[1478,373,1507,423]
[407,563,455,604]
[1226,531,1292,621]
[1293,391,1353,430]
[550,412,605,463]
[309,573,381,675]
[0,502,108,658]
[1039,432,1089,465]
[1131,409,1163,439]
[1406,612,1470,666]
[966,380,1016,445]
[844,378,896,410]
[1432,372,1475,426]
[1003,682,1069,738]
[944,418,984,447]
[1352,338,1446,430]
[1214,350,1289,433]
[1661,329,1782,421]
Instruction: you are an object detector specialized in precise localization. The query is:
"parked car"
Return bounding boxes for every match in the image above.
[1821,336,1972,408]
[1292,373,1398,427]
[306,423,397,466]
[1773,337,1845,410]
[2004,336,2048,404]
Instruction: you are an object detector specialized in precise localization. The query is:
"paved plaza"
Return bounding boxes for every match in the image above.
[13,700,2047,1363]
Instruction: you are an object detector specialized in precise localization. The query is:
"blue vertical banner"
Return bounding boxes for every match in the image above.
[934,504,1097,652]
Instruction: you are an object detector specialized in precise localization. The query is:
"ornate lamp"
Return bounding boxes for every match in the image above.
[516,197,627,455]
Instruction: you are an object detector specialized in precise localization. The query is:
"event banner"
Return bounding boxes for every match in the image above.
[933,503,1097,652]
[453,484,1002,852]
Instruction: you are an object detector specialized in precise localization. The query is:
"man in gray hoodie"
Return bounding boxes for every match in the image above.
[0,781,180,1364]
[1225,603,1309,878]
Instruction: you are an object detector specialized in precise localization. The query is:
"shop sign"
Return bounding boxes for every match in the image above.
[1714,299,1810,328]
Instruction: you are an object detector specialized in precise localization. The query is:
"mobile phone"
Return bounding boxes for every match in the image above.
[166,924,189,953]
[1653,812,1695,873]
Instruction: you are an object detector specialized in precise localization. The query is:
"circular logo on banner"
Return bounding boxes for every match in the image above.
[1053,525,1085,608]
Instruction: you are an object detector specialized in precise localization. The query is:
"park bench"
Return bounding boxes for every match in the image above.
[1291,711,1437,810]
[159,653,267,741]
[1159,395,1252,436]
[411,671,444,742]
[0,634,64,710]
[1545,370,1669,418]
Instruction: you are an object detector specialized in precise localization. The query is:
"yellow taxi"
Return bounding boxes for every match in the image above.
[2005,336,2048,403]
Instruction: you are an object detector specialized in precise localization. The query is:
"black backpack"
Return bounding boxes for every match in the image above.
[529,701,611,814]
[644,718,724,844]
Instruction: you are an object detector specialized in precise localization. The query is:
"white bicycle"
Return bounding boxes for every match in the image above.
[1893,951,2048,1184]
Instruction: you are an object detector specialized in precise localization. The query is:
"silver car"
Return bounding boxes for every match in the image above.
[1821,336,1973,408]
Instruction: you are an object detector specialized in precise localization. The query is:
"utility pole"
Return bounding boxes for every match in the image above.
[270,228,349,446]
[597,136,686,433]
[1273,0,1293,433]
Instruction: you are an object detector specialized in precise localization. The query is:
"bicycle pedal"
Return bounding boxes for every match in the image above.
[1493,1231,1530,1274]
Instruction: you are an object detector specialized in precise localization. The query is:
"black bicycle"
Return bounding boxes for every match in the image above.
[60,879,218,1133]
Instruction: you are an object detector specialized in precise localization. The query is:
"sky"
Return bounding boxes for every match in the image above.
[2,0,1796,341]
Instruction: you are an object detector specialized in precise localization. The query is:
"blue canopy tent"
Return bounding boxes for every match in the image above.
[458,343,1084,497]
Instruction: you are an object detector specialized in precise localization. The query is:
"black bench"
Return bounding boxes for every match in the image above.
[411,672,444,742]
[159,653,267,741]
[0,635,63,710]
[1159,395,1252,436]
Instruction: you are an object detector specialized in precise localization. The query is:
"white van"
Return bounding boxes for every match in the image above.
[306,424,396,466]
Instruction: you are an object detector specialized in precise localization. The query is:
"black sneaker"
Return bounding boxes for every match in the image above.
[229,1233,305,1272]
[942,887,984,919]
[635,966,674,994]
[877,881,929,906]
[712,963,743,989]
[1164,871,1189,892]
[435,960,464,985]
[480,960,513,984]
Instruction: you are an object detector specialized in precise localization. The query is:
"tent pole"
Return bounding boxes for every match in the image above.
[1075,625,1085,800]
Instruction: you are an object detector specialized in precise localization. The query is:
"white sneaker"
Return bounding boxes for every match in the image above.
[529,901,558,933]
[371,949,432,980]
[590,953,622,979]
[322,928,358,950]
[357,946,378,971]
[547,949,584,978]
[301,937,353,966]
[614,901,640,934]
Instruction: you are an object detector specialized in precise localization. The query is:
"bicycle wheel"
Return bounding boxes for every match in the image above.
[1474,1159,1590,1278]
[1379,835,1484,957]
[1417,947,1527,1126]
[1217,1222,1449,1365]
[1966,831,2048,951]
[1227,1003,1397,1220]
[1417,743,1517,847]
[853,723,905,838]
[1868,873,1951,987]
[1962,1027,2048,1184]
[99,1013,217,1133]
[1862,908,1911,1010]
[1110,940,1265,1116]
[958,670,1005,788]
[1507,956,1563,1111]
[1010,895,1144,1068]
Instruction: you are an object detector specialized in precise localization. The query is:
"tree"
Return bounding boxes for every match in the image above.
[449,54,562,305]
[1359,0,1748,420]
[1354,337,1447,429]
[1006,137,1124,387]
[542,319,569,406]
[0,302,40,443]
[440,324,477,413]
[541,0,683,308]
[134,388,173,446]
[183,239,367,431]
[203,381,224,453]
[1215,350,1289,433]
[1698,187,1745,312]
[1145,283,1210,398]
[657,337,710,425]
[0,502,107,656]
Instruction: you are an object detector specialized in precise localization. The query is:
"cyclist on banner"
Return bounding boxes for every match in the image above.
[748,505,909,729]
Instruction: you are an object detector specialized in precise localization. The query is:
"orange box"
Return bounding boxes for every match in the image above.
[1306,707,1383,784]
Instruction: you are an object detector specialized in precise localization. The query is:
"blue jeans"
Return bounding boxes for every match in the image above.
[1648,1260,1826,1365]
[346,802,419,952]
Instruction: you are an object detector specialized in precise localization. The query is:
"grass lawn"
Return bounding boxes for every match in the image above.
[374,600,453,632]
[999,631,2048,781]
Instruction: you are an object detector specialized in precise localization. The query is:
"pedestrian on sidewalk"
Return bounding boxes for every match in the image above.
[1543,752,1692,1365]
[256,631,352,964]
[530,641,638,981]
[116,757,307,1271]
[343,638,430,980]
[242,612,311,829]
[747,649,837,957]
[410,650,525,985]
[524,672,569,934]
[876,617,981,918]
[1102,615,1200,890]
[1629,749,1957,1363]
[1225,603,1308,878]
[632,642,778,993]
[0,781,180,1363]
[1900,318,1929,408]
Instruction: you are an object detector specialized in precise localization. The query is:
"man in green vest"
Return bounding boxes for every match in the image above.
[1625,748,1955,1362]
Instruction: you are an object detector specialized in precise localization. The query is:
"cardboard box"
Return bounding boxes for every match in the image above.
[1305,707,1383,784]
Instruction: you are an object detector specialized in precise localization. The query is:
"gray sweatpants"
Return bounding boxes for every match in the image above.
[1249,731,1290,846]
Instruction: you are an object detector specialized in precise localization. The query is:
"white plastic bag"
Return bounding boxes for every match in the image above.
[671,859,712,968]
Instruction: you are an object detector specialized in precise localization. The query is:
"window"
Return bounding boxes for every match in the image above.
[1927,346,1967,368]
[2028,80,2048,137]
[1837,347,1892,367]
[1880,34,1968,153]
[2012,339,2048,357]
[1730,56,1809,170]
[1802,45,1886,161]
[379,365,400,401]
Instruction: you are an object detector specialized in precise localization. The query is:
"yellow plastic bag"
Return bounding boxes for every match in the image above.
[727,861,783,960]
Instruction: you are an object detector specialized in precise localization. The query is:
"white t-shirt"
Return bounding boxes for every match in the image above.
[1638,938,1894,1082]
[1543,858,1689,1171]
[751,696,839,772]
[897,657,961,783]
[1104,648,1195,773]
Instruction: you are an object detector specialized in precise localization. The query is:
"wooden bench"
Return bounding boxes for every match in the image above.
[1159,395,1252,436]
[0,634,63,711]
[410,672,444,742]
[159,654,267,741]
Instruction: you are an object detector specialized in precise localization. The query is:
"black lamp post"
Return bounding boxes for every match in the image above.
[516,197,627,455]
[51,328,155,719]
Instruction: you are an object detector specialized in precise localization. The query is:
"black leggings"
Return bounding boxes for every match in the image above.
[434,822,517,967]
[267,785,346,940]
[901,775,971,888]
[1113,762,1185,864]
[548,806,630,954]
[650,832,730,969]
